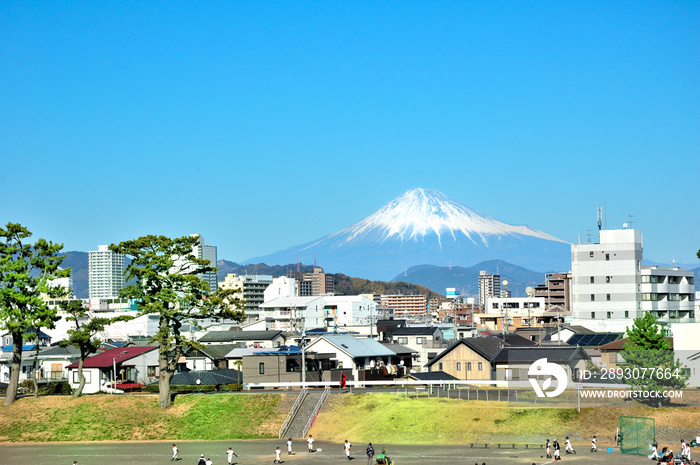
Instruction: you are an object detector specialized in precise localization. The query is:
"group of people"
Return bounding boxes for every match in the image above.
[651,439,694,464]
[544,437,580,461]
[170,444,238,465]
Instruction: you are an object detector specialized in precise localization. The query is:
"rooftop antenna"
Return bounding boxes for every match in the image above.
[585,229,593,244]
[597,206,602,231]
[627,214,635,228]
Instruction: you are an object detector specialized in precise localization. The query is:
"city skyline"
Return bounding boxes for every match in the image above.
[2,3,698,265]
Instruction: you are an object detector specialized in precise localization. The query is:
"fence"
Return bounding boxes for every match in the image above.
[619,416,655,456]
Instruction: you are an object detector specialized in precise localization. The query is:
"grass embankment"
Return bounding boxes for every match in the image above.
[311,393,700,445]
[0,393,289,442]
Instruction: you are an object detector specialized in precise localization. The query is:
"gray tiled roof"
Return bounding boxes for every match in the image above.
[393,327,441,336]
[199,330,283,343]
[492,346,589,363]
[309,335,396,358]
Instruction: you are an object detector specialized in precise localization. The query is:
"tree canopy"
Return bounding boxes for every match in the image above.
[110,234,245,408]
[0,223,69,405]
[621,312,688,406]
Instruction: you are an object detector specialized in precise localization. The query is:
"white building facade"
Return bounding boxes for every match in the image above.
[88,245,125,299]
[571,229,695,332]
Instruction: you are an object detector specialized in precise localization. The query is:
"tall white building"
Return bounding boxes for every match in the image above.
[478,271,501,309]
[190,234,218,292]
[88,245,125,299]
[571,228,695,332]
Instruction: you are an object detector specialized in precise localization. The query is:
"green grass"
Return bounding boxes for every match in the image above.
[0,393,286,442]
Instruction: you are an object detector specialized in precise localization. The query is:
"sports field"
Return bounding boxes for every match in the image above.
[0,439,655,465]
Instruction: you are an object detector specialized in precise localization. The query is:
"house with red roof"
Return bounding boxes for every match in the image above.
[66,346,158,394]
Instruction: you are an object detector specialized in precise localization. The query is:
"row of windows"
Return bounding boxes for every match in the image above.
[590,294,612,301]
[590,276,613,284]
[455,361,483,371]
[591,311,629,319]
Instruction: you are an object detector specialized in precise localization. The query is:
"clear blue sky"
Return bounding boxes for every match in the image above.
[2,2,698,267]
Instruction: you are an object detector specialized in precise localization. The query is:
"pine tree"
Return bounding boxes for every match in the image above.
[0,223,69,405]
[621,312,688,406]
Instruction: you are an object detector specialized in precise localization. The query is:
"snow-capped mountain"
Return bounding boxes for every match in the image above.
[245,188,571,280]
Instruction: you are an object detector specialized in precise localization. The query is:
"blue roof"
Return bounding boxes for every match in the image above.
[2,344,37,352]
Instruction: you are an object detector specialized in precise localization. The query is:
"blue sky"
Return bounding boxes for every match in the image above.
[2,2,698,268]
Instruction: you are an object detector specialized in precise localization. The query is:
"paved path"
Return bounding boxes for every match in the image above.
[0,440,651,465]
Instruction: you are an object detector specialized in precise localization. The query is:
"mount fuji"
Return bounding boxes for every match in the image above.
[245,188,571,280]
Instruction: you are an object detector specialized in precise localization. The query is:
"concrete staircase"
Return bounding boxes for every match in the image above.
[283,389,329,439]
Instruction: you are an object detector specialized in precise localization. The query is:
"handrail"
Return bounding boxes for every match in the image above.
[302,387,329,438]
[278,388,308,438]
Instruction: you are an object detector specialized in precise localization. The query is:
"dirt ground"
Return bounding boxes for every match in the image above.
[0,439,666,465]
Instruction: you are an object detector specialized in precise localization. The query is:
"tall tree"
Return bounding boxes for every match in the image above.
[110,235,245,409]
[621,312,688,407]
[0,223,69,405]
[59,300,134,398]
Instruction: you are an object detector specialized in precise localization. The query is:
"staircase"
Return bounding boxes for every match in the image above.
[283,388,330,439]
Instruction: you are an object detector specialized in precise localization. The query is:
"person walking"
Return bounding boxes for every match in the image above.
[172,444,180,461]
[591,436,597,452]
[287,438,293,455]
[565,437,575,455]
[274,447,282,464]
[226,447,238,464]
[307,435,314,453]
[344,440,352,460]
[546,439,551,459]
[366,443,375,465]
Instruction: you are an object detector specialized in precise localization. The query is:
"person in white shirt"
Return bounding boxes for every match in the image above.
[172,444,179,461]
[308,435,314,453]
[565,437,576,454]
[344,440,352,460]
[274,447,281,464]
[287,438,293,455]
[226,447,238,464]
[591,436,597,452]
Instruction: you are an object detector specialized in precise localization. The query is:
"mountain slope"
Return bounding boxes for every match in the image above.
[246,188,571,280]
[392,260,545,297]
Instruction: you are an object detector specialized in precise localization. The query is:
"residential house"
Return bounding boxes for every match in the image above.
[425,337,504,380]
[241,346,341,385]
[391,326,445,371]
[66,346,158,394]
[492,345,589,382]
[305,334,397,381]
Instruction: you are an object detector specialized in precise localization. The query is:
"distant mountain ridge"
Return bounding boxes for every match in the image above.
[393,260,547,297]
[245,188,572,280]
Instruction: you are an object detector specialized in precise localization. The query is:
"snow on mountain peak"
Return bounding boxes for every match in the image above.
[334,188,566,247]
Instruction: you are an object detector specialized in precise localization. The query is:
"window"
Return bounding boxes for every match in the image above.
[605,254,610,261]
[438,362,443,371]
[478,362,483,371]
[258,363,265,375]
[147,366,158,377]
[589,251,594,258]
[591,312,595,319]
[467,362,472,371]
[591,294,595,301]
[416,337,424,345]
[607,312,612,319]
[624,311,629,318]
[590,276,595,284]
[72,371,91,383]
[456,362,461,371]
[397,337,408,345]
[606,276,611,283]
[606,294,611,301]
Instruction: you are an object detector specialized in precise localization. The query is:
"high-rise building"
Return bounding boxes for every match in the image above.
[89,245,125,299]
[478,271,500,309]
[534,272,572,310]
[571,228,695,332]
[190,234,218,292]
[300,267,334,296]
[380,294,428,322]
[219,273,273,319]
